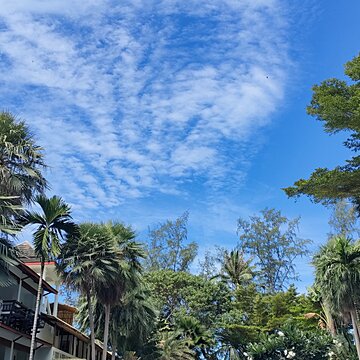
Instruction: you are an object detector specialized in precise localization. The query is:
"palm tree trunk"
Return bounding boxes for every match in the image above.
[29,262,44,360]
[110,333,116,360]
[327,313,336,337]
[350,309,360,359]
[322,301,336,336]
[102,304,111,360]
[87,289,96,360]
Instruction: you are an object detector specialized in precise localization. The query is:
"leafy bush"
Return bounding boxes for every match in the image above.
[244,323,333,360]
[329,335,357,360]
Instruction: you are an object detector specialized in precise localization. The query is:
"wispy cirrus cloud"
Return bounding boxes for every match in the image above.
[0,0,290,216]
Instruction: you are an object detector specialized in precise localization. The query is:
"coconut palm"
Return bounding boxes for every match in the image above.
[57,222,123,360]
[313,236,360,359]
[0,112,47,206]
[97,222,145,360]
[22,195,77,360]
[215,250,254,290]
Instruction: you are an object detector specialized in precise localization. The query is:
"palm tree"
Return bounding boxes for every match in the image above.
[0,112,47,206]
[306,285,337,336]
[313,236,360,359]
[57,223,123,360]
[111,288,157,359]
[175,316,213,358]
[157,331,195,360]
[22,195,77,360]
[0,196,22,235]
[215,250,254,290]
[76,286,157,360]
[97,222,145,360]
[0,196,21,286]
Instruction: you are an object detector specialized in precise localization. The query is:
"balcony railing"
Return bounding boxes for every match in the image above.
[53,348,86,359]
[0,300,45,334]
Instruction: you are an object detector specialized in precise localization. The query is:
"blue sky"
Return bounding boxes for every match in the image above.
[0,0,359,290]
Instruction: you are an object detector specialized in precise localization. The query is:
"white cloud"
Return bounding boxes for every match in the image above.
[0,0,291,217]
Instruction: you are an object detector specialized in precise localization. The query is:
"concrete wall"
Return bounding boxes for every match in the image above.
[37,323,54,344]
[34,347,52,360]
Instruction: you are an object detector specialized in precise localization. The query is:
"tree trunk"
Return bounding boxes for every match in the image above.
[29,262,44,360]
[323,301,336,336]
[87,289,96,360]
[350,309,360,359]
[102,304,111,360]
[110,333,116,360]
[327,313,336,337]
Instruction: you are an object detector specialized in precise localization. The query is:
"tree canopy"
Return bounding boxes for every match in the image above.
[0,111,47,206]
[284,54,360,212]
[237,208,310,292]
[145,212,198,272]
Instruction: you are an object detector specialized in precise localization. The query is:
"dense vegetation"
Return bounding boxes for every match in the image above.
[1,54,360,359]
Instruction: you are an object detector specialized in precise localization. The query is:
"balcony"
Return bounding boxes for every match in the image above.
[0,300,45,335]
[52,348,86,359]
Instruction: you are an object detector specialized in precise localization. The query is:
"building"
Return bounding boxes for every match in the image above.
[0,242,111,360]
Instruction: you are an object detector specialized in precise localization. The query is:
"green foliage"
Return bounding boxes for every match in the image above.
[23,195,76,360]
[58,222,123,293]
[156,331,195,360]
[218,323,263,352]
[59,222,153,360]
[0,111,47,205]
[245,323,333,360]
[145,270,231,328]
[146,212,198,272]
[284,54,360,210]
[144,269,233,358]
[76,286,157,356]
[330,335,358,360]
[0,96,345,360]
[237,208,310,292]
[328,200,359,239]
[90,223,145,360]
[313,236,360,314]
[0,196,22,235]
[0,112,47,273]
[215,249,254,290]
[221,285,319,340]
[23,195,78,261]
[0,196,21,286]
[198,249,218,279]
[313,236,360,357]
[232,283,258,320]
[175,315,215,357]
[94,222,144,306]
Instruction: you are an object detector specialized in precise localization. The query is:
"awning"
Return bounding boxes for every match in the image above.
[17,262,57,294]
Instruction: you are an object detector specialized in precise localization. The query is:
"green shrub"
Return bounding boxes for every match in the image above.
[245,323,332,360]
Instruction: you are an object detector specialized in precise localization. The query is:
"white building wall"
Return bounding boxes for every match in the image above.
[34,347,52,360]
[37,323,54,344]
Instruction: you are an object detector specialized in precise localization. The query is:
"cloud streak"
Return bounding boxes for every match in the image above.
[0,0,290,216]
